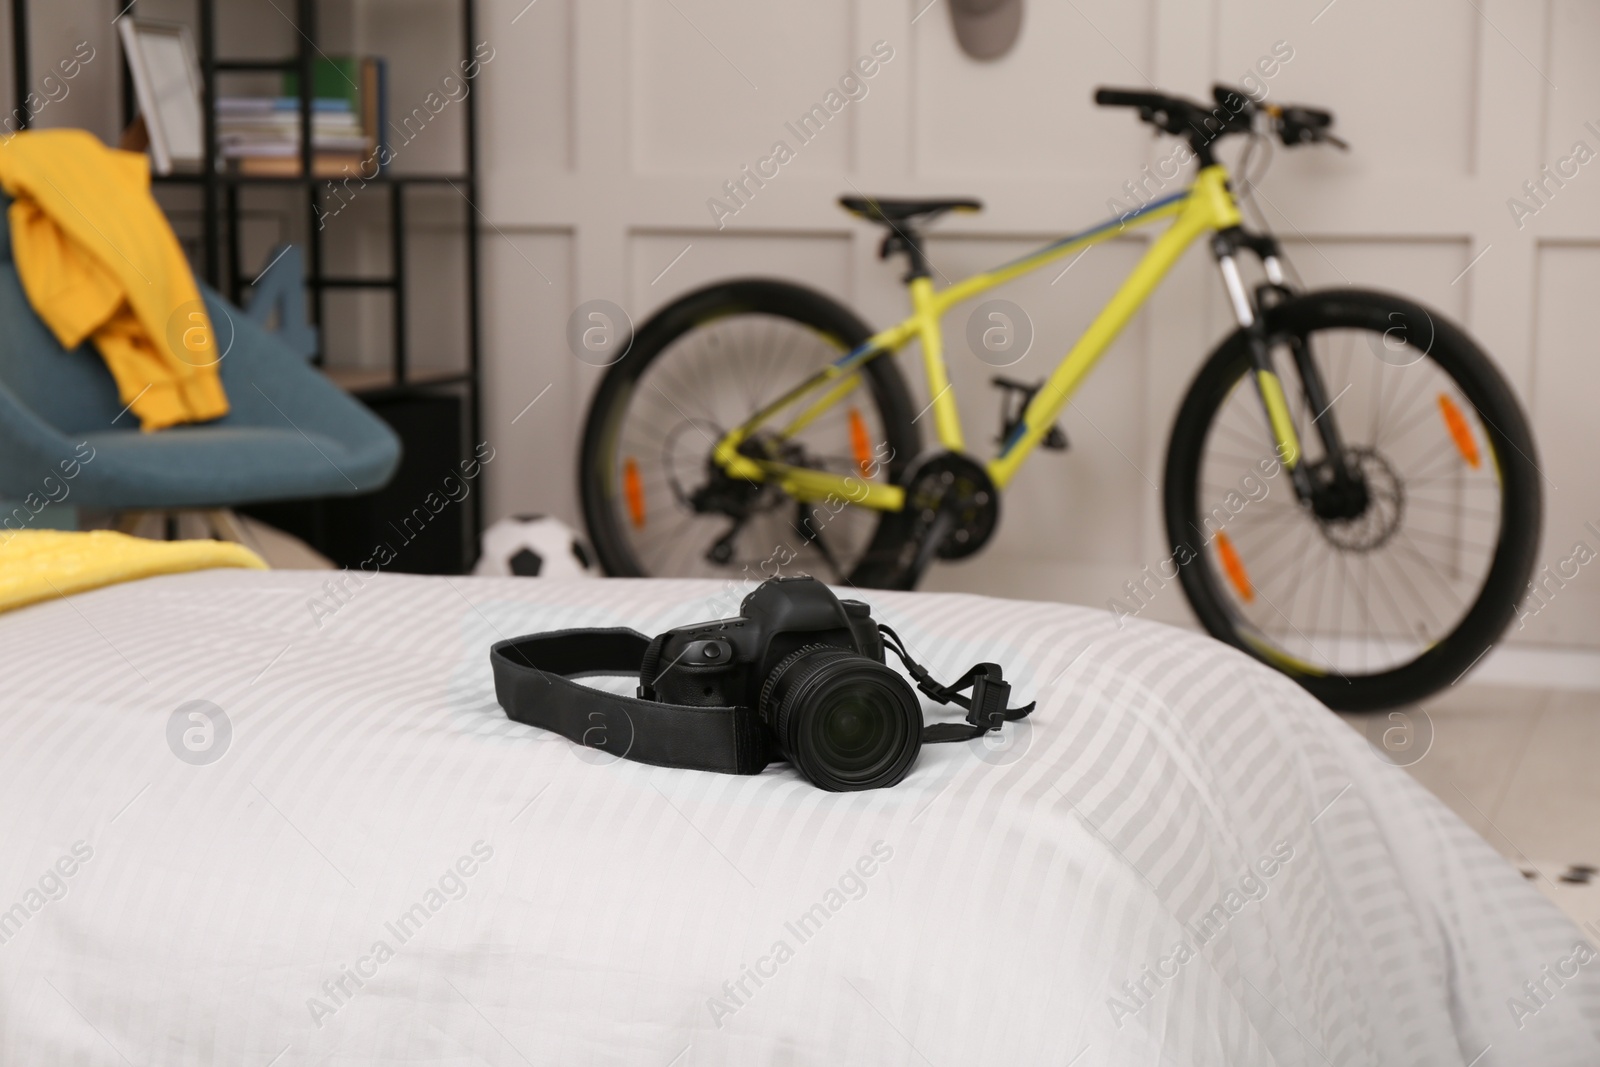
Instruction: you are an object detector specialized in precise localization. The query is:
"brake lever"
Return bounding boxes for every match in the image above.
[1276,104,1345,150]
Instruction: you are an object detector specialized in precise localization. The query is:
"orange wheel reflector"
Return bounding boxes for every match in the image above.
[848,406,874,478]
[1437,393,1481,469]
[622,458,646,529]
[1215,530,1255,603]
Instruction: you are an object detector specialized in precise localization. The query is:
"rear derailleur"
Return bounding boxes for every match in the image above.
[688,434,829,567]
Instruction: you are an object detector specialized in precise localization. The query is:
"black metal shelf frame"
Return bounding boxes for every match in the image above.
[8,0,485,552]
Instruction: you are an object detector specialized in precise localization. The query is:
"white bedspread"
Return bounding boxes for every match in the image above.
[0,570,1595,1065]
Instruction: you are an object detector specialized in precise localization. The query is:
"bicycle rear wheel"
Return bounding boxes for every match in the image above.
[580,279,920,587]
[1164,288,1542,710]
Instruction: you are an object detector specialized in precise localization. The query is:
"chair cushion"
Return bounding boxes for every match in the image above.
[77,422,389,509]
[65,292,402,507]
[0,204,402,508]
[0,264,127,432]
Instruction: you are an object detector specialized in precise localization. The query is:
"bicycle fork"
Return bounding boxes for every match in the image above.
[1211,228,1358,508]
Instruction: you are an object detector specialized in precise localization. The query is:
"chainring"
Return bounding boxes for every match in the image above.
[902,451,1000,560]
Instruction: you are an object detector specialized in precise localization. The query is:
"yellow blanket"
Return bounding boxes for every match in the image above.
[0,129,229,430]
[0,530,265,614]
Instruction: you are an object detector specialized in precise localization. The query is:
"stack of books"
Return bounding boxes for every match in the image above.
[220,56,386,178]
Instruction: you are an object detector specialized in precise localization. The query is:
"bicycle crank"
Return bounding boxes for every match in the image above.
[894,451,1001,586]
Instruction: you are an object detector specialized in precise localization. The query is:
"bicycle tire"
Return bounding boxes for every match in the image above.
[1164,288,1542,711]
[580,279,920,587]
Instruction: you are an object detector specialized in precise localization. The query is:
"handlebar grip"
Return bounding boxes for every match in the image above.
[1094,87,1169,109]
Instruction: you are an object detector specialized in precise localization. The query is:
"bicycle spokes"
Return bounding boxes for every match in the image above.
[1197,326,1503,676]
[611,313,892,579]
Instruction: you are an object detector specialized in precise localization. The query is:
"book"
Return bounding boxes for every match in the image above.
[234,152,377,179]
[216,55,387,174]
[282,58,364,114]
[362,58,388,172]
[217,96,354,114]
[222,137,371,158]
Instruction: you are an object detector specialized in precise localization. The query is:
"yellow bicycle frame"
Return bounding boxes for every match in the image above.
[712,165,1268,511]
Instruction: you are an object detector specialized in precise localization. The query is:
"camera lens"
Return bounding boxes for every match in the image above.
[760,647,922,791]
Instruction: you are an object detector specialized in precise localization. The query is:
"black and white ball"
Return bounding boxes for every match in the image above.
[473,515,597,578]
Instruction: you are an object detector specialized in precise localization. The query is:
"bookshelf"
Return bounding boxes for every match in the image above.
[8,0,486,572]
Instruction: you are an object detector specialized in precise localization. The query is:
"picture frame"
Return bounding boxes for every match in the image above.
[116,18,205,175]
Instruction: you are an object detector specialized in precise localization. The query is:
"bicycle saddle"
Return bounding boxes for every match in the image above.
[837,196,982,225]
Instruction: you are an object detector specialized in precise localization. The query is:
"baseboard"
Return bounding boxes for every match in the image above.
[1464,642,1600,692]
[924,560,1600,693]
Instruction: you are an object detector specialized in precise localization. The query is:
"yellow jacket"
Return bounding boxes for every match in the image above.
[0,129,228,430]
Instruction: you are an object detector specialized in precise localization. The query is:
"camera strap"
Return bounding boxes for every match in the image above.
[878,624,1037,743]
[491,625,1038,776]
[491,629,775,775]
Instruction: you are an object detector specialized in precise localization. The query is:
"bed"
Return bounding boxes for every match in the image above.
[1,569,1595,1065]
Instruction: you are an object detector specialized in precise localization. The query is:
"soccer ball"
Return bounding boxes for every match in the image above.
[473,515,598,578]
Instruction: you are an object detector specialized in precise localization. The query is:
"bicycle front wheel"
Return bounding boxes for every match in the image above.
[1164,289,1542,710]
[580,279,920,586]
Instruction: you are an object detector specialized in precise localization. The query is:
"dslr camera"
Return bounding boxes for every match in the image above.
[492,576,1034,791]
[640,577,921,791]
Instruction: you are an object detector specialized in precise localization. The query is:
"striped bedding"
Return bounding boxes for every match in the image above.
[0,569,1595,1066]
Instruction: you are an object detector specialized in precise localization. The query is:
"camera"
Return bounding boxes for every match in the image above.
[491,575,1034,791]
[639,577,923,791]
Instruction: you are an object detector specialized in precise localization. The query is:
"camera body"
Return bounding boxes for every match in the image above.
[640,576,921,791]
[641,576,883,707]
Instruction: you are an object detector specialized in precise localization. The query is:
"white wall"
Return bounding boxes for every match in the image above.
[6,0,1596,651]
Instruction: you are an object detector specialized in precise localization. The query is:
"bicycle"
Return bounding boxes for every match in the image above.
[579,85,1542,711]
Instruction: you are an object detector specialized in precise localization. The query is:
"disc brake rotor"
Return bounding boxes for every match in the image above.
[1314,447,1404,553]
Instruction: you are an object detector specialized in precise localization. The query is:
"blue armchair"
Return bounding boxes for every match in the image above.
[0,210,400,519]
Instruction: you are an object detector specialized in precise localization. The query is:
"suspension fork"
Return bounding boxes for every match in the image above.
[1211,228,1353,503]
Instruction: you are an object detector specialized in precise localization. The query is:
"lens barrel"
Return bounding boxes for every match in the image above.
[759,646,922,791]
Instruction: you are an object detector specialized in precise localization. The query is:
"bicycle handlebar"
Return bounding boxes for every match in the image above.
[1094,84,1344,152]
[1093,88,1174,110]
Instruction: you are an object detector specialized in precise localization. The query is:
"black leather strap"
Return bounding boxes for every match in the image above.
[878,624,1036,743]
[492,625,1036,775]
[490,629,772,775]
